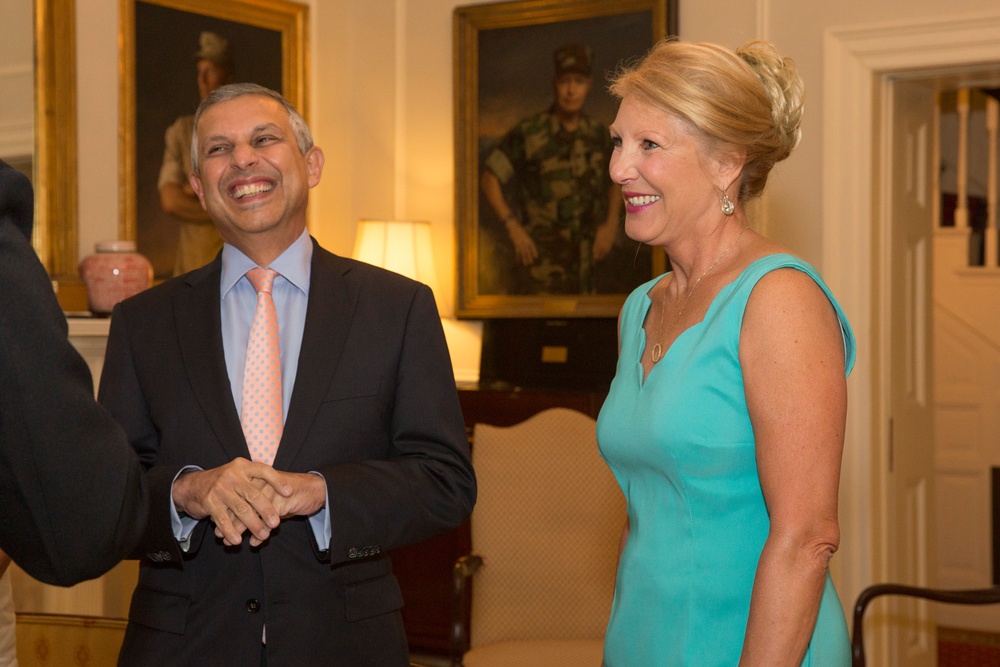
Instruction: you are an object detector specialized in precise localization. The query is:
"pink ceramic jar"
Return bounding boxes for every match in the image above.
[79,240,153,315]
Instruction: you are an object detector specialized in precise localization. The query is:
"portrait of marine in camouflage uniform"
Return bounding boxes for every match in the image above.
[480,43,623,295]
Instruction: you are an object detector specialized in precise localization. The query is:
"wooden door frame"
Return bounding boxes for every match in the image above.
[823,12,1000,664]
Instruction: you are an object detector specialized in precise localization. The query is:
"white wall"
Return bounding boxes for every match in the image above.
[74,0,121,260]
[0,0,32,158]
[310,0,494,380]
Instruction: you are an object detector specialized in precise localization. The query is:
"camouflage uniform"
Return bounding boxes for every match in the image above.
[484,108,613,294]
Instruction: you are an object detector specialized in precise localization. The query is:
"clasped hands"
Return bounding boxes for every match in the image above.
[172,458,326,547]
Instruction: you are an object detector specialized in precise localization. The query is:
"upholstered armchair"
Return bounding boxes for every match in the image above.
[449,408,625,667]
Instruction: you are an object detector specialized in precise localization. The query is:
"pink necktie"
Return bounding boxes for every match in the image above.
[241,268,282,466]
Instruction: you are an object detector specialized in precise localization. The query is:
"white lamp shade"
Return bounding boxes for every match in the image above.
[352,220,440,293]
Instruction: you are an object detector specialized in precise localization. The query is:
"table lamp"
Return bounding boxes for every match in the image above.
[352,219,442,297]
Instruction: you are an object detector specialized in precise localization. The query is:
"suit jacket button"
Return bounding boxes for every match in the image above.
[246,599,261,613]
[348,548,358,559]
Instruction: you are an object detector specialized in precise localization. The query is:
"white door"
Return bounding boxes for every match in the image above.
[881,76,938,666]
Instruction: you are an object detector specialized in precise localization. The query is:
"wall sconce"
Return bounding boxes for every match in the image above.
[351,219,443,304]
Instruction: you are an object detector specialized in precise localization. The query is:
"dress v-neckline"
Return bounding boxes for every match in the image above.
[637,256,782,388]
[638,276,710,387]
[638,290,704,387]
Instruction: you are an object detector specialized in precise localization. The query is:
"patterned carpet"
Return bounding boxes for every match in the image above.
[939,627,1000,666]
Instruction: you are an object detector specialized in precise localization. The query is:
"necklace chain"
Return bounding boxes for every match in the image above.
[650,224,750,363]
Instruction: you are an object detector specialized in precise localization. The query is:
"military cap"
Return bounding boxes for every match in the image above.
[554,43,593,77]
[194,31,232,66]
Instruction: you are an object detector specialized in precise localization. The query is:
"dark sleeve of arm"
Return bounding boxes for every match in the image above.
[0,227,149,586]
[321,284,477,564]
[98,302,194,563]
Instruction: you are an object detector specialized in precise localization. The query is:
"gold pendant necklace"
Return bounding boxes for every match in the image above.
[650,224,750,363]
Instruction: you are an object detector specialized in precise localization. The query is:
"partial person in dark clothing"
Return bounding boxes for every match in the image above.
[0,159,148,586]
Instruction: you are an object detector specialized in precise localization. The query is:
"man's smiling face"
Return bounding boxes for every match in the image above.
[189,94,323,261]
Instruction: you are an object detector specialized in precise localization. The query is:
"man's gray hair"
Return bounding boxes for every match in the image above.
[189,83,314,175]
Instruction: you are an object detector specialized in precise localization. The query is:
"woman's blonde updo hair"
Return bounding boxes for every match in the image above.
[609,39,804,202]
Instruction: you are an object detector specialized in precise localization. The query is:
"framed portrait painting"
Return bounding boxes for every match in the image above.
[119,0,307,280]
[454,0,675,319]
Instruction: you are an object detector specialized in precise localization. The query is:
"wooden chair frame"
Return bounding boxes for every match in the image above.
[851,583,1000,666]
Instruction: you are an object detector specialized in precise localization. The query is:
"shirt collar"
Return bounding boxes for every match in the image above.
[220,228,313,300]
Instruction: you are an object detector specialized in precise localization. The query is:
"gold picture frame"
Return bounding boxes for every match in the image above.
[34,0,79,302]
[454,0,674,319]
[119,0,308,279]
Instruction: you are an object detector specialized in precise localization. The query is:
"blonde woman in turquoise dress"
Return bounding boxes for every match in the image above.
[597,39,854,666]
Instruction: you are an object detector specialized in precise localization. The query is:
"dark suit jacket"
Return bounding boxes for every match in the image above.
[0,160,148,585]
[98,241,476,666]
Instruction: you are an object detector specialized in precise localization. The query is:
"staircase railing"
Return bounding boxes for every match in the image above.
[937,88,1000,269]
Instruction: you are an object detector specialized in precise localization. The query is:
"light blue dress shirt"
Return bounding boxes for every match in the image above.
[172,229,331,551]
[220,229,311,419]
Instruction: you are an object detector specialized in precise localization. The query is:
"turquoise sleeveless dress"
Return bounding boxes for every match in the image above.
[597,254,855,666]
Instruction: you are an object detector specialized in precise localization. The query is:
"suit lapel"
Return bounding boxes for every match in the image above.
[174,261,249,462]
[274,243,359,469]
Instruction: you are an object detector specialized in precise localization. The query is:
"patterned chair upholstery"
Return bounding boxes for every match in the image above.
[451,408,626,667]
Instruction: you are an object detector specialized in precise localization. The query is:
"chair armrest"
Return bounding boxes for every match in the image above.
[851,584,1000,667]
[449,554,484,667]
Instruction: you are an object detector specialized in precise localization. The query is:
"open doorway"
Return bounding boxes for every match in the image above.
[823,12,1000,666]
[931,84,1000,637]
[873,71,1000,666]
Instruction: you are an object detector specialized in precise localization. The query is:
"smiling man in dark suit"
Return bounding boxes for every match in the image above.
[98,83,476,666]
[0,159,148,586]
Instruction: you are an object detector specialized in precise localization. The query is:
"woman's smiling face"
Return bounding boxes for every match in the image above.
[609,95,722,247]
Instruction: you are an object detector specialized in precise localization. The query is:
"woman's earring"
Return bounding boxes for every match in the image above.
[721,193,735,216]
